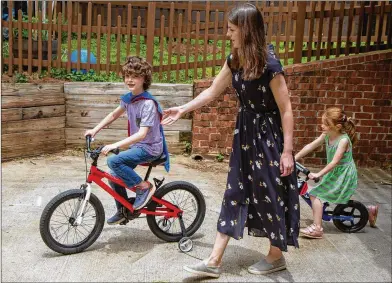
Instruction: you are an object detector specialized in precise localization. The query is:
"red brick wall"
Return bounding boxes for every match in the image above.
[192,50,392,168]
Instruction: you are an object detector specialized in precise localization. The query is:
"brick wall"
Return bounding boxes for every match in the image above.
[192,50,392,168]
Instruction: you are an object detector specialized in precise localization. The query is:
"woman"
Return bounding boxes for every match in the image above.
[162,3,299,277]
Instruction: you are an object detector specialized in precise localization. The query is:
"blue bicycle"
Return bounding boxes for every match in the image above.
[296,163,369,233]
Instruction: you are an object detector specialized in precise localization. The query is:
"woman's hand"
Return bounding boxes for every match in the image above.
[84,129,97,138]
[162,106,184,125]
[101,144,117,155]
[308,172,321,180]
[280,151,294,177]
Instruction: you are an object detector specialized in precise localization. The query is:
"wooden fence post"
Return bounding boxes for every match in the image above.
[146,2,156,64]
[294,1,306,64]
[7,0,13,76]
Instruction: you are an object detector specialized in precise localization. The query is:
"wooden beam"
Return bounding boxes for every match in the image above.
[294,1,306,64]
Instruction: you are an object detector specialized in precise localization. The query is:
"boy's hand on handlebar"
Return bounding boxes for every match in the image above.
[308,172,321,180]
[84,129,97,138]
[101,144,117,155]
[162,107,183,125]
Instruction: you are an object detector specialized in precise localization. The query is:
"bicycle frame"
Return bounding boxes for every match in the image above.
[297,164,354,223]
[299,183,334,221]
[85,164,182,218]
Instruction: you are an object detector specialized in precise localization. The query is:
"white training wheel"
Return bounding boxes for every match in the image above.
[178,237,193,252]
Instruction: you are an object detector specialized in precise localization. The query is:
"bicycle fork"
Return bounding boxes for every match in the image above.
[74,183,92,225]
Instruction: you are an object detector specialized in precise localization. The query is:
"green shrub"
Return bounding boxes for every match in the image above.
[14,72,28,83]
[216,153,224,162]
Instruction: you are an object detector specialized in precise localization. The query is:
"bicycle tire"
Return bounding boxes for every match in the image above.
[146,181,206,242]
[39,189,105,254]
[333,200,369,233]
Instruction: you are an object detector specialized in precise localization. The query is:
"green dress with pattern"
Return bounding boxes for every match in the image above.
[309,134,358,204]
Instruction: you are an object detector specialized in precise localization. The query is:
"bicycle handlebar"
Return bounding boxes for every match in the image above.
[85,135,119,155]
[86,135,92,152]
[296,162,309,175]
[295,162,320,183]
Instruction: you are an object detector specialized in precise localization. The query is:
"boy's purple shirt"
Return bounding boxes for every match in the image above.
[120,91,170,172]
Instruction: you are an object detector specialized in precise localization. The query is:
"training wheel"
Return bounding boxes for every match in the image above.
[178,237,193,252]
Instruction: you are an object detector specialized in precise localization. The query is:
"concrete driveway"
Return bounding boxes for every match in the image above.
[1,151,391,282]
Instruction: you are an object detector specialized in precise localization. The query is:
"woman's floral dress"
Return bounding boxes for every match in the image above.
[217,46,300,251]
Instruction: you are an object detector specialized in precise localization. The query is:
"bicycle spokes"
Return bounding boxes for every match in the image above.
[336,207,362,224]
[154,189,198,235]
[49,198,97,246]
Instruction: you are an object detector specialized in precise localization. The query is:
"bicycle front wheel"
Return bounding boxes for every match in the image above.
[39,189,105,254]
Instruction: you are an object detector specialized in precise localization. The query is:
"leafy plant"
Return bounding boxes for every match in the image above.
[12,16,51,41]
[184,141,192,155]
[14,72,28,83]
[49,68,123,82]
[216,153,224,162]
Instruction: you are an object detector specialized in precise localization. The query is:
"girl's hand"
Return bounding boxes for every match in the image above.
[162,107,184,125]
[309,172,321,180]
[101,144,117,155]
[280,151,294,177]
[84,129,97,138]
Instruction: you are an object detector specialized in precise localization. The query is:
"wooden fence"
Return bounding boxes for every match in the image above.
[2,1,392,81]
[64,82,193,153]
[1,82,193,160]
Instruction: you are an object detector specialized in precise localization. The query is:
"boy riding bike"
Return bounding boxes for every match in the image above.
[84,56,169,225]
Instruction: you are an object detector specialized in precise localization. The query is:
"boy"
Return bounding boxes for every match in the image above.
[85,56,169,225]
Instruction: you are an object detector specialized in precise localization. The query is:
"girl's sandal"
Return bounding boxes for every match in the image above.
[367,205,379,228]
[300,224,324,239]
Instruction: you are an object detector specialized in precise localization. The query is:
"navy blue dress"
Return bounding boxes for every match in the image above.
[217,47,300,251]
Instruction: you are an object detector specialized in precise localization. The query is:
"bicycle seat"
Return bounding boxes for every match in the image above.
[141,153,167,167]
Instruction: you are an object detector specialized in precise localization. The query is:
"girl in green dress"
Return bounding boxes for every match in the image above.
[295,107,358,239]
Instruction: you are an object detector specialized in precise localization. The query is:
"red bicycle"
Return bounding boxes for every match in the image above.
[39,136,206,254]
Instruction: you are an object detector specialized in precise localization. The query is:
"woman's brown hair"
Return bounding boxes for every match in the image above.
[323,107,358,146]
[121,56,152,90]
[228,3,267,80]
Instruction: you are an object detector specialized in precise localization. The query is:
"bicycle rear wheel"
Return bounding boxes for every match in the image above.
[332,200,369,233]
[39,189,105,254]
[146,181,206,242]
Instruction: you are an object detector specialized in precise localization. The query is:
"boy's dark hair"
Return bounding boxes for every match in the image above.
[121,56,152,90]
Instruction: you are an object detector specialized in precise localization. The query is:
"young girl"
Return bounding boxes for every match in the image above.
[294,107,358,239]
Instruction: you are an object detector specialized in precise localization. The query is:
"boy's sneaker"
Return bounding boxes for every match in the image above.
[107,210,126,225]
[133,182,155,210]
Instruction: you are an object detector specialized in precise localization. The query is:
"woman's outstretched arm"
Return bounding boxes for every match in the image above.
[162,62,232,125]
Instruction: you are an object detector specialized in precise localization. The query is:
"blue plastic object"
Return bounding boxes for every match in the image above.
[2,8,15,21]
[70,49,97,74]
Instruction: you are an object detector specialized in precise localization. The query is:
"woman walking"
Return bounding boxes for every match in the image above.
[162,3,299,277]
